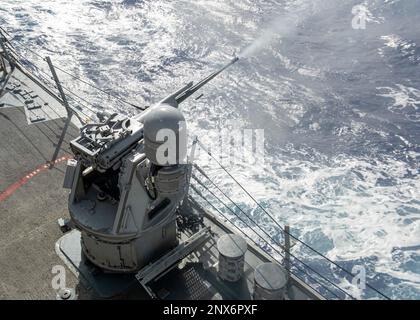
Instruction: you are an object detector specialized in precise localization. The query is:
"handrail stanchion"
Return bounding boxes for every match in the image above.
[45,56,73,168]
[185,136,198,195]
[0,35,14,97]
[180,136,198,213]
[284,225,291,284]
[0,38,7,80]
[0,32,12,66]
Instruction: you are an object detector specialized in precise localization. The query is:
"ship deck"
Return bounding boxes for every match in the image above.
[0,68,86,299]
[0,61,322,301]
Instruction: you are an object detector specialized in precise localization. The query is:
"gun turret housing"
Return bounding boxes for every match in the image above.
[143,103,187,166]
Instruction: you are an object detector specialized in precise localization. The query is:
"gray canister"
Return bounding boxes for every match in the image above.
[217,234,248,282]
[253,262,288,300]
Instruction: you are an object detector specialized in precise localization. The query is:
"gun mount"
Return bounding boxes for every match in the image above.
[64,57,239,272]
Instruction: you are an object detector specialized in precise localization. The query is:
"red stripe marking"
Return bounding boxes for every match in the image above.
[0,156,72,202]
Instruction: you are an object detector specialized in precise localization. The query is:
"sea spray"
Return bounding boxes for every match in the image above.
[238,14,299,59]
[238,1,324,59]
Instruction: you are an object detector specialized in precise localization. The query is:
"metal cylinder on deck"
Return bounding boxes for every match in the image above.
[253,262,288,300]
[217,234,247,282]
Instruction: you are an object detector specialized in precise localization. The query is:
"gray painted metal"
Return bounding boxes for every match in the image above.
[0,39,13,98]
[63,159,78,189]
[284,225,291,283]
[253,262,288,300]
[56,288,77,300]
[45,56,74,167]
[67,109,189,273]
[64,59,241,275]
[55,230,139,298]
[143,103,186,165]
[135,227,212,298]
[217,234,248,282]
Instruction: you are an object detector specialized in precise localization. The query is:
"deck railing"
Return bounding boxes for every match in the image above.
[189,137,390,300]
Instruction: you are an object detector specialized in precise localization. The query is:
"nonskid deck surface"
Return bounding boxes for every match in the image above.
[0,73,127,299]
[0,71,84,299]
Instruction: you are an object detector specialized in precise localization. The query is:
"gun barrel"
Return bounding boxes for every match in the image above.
[175,56,239,104]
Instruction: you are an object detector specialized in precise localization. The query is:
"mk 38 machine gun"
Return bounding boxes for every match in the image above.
[63,57,239,275]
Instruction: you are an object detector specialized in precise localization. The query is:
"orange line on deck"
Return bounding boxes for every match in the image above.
[0,156,71,202]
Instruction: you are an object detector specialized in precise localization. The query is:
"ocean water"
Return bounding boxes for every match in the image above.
[1,0,419,299]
